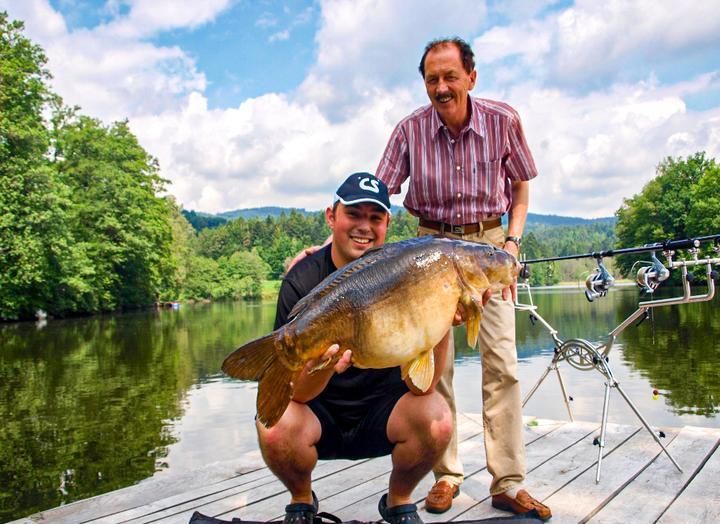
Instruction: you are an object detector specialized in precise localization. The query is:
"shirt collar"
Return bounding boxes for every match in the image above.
[430,96,485,140]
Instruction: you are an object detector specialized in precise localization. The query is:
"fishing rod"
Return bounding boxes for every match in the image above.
[519,233,720,302]
[515,233,720,480]
[521,233,720,265]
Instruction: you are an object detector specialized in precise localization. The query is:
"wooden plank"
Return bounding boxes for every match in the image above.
[331,419,567,522]
[155,414,482,522]
[20,417,720,524]
[219,455,396,522]
[523,428,680,524]
[657,431,720,524]
[456,422,642,521]
[112,458,361,524]
[249,434,486,524]
[228,424,498,523]
[590,426,720,523]
[84,463,279,524]
[253,431,491,522]
[92,414,482,523]
[420,419,574,520]
[12,456,266,524]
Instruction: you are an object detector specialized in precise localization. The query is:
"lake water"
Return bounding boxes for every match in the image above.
[1,286,718,521]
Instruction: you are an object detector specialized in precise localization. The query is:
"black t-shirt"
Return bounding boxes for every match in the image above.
[275,244,408,429]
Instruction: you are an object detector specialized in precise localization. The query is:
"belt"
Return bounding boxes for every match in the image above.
[419,217,502,235]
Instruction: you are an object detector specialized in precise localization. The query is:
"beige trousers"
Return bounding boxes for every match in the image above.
[418,225,526,496]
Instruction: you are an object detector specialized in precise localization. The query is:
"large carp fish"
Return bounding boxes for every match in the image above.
[222,235,519,427]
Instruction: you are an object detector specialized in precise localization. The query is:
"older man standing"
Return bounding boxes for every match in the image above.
[376,38,551,521]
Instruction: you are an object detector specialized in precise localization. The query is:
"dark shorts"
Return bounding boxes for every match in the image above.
[307,388,408,460]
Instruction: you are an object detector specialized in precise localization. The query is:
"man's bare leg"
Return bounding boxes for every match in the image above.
[386,390,453,508]
[256,400,322,504]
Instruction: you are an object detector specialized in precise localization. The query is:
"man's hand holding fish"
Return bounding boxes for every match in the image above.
[291,344,352,403]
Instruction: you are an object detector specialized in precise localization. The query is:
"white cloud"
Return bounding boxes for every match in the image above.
[269,30,290,42]
[255,12,277,28]
[299,0,489,117]
[130,89,417,212]
[2,0,719,218]
[0,0,215,122]
[100,0,233,38]
[489,0,560,21]
[0,0,67,40]
[475,1,720,87]
[511,76,720,217]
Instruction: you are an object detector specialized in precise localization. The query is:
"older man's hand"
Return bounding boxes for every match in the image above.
[502,240,522,302]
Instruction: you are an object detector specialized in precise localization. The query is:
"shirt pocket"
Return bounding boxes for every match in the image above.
[473,159,502,180]
[471,159,503,199]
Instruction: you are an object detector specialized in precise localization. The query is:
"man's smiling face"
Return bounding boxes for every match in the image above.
[423,43,477,133]
[326,202,389,268]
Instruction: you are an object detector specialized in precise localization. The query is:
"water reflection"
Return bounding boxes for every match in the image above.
[0,301,276,521]
[455,286,720,420]
[0,289,718,520]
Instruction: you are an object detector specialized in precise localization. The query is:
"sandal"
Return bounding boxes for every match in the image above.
[378,493,423,524]
[283,491,319,524]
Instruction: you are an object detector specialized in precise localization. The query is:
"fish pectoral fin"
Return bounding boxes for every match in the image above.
[464,296,484,349]
[407,350,435,393]
[256,360,295,428]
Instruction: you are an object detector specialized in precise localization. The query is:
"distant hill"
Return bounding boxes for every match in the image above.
[181,210,228,230]
[523,213,616,228]
[217,206,313,220]
[189,206,615,229]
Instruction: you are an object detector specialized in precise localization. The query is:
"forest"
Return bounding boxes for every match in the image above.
[2,12,719,320]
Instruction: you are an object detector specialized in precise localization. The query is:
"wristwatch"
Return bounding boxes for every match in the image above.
[505,235,522,247]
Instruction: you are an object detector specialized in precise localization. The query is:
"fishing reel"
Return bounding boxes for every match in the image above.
[635,252,670,294]
[585,260,614,302]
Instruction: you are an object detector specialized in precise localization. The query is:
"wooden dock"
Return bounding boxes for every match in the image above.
[12,414,720,524]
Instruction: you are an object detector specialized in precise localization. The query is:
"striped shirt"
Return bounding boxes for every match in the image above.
[376,96,538,224]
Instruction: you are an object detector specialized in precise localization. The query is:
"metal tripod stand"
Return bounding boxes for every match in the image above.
[516,251,719,482]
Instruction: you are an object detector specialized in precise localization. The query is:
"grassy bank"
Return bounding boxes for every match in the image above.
[261,280,282,300]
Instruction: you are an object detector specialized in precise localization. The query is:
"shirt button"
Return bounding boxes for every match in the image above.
[456,165,461,171]
[450,139,455,144]
[457,192,461,198]
[456,213,461,218]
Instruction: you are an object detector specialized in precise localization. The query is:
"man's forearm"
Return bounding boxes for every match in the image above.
[291,367,334,403]
[507,180,530,238]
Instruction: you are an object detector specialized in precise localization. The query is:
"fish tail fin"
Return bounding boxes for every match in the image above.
[222,332,296,428]
[221,333,278,380]
[256,361,295,427]
[404,349,435,392]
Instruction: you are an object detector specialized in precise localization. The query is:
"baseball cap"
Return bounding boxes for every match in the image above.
[334,172,391,213]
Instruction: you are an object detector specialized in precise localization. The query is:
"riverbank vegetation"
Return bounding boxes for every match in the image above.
[2,13,718,320]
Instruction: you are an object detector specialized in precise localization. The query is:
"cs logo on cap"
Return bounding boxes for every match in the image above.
[359,177,380,193]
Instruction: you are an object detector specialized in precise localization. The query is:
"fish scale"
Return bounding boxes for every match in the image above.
[222,235,518,427]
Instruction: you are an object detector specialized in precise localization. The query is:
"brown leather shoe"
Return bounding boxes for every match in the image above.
[424,480,460,514]
[491,489,552,521]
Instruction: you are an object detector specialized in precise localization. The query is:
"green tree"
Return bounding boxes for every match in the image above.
[387,209,419,242]
[687,159,720,235]
[218,250,270,299]
[181,256,221,300]
[52,114,175,311]
[0,13,79,319]
[161,199,198,301]
[615,152,719,277]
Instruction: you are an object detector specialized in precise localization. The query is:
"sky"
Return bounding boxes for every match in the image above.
[2,0,719,218]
